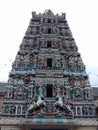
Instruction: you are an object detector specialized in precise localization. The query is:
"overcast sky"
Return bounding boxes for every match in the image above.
[0,0,98,87]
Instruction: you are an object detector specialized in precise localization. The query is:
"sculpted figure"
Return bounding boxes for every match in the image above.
[27,96,46,114]
[39,59,45,67]
[37,86,43,96]
[56,87,61,96]
[54,95,74,116]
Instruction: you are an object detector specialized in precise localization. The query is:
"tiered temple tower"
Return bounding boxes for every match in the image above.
[1,10,96,130]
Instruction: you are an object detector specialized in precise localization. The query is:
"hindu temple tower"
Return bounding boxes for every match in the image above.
[0,10,97,130]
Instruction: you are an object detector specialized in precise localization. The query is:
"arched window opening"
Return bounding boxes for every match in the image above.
[82,107,88,115]
[77,107,81,115]
[17,106,21,114]
[89,107,93,115]
[10,106,16,114]
[4,105,9,113]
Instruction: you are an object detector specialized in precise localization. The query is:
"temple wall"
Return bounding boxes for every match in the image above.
[0,126,97,130]
[76,127,96,130]
[0,126,20,130]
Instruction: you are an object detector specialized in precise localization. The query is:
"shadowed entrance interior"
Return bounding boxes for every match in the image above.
[46,84,53,97]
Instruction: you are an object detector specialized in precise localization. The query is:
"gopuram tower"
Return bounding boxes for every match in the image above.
[0,10,97,130]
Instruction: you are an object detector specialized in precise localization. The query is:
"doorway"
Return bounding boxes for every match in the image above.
[47,41,52,48]
[47,58,52,67]
[46,84,53,97]
[48,28,51,34]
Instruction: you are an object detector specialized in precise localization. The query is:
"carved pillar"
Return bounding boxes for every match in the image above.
[9,105,11,114]
[16,105,18,114]
[53,85,55,96]
[80,106,82,115]
[20,106,22,114]
[85,90,87,100]
[66,88,69,98]
[76,106,77,116]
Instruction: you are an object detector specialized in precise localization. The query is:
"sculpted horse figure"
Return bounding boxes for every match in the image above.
[54,96,64,108]
[27,96,46,113]
[54,95,74,116]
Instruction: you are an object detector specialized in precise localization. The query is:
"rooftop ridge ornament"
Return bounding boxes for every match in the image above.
[44,9,54,16]
[32,9,66,20]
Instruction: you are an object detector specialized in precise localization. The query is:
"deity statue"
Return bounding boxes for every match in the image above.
[56,87,61,96]
[55,60,61,67]
[41,41,46,47]
[69,77,75,85]
[37,86,43,96]
[24,76,30,84]
[39,59,45,67]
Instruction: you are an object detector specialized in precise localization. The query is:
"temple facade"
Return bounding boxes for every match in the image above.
[0,10,97,130]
